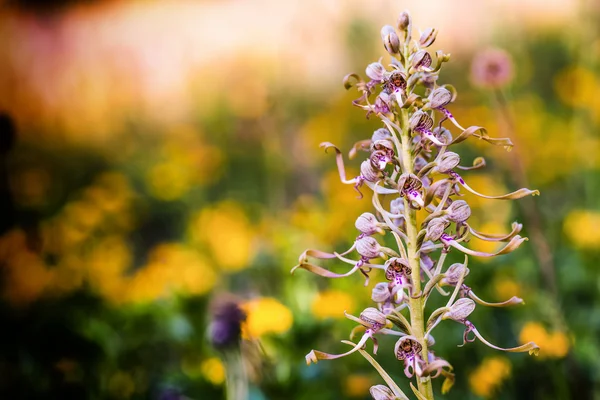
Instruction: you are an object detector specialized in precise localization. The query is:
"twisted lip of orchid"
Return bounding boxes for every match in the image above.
[406,189,425,208]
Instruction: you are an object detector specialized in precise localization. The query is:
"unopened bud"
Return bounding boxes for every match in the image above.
[356,236,382,259]
[397,11,411,31]
[437,151,460,173]
[371,282,391,303]
[429,87,453,109]
[370,385,396,400]
[426,217,449,241]
[366,61,386,82]
[355,212,380,235]
[419,28,438,48]
[384,33,401,54]
[443,263,470,286]
[372,128,392,142]
[447,200,471,223]
[443,298,476,321]
[390,197,405,215]
[360,307,387,331]
[409,110,433,132]
[412,50,432,69]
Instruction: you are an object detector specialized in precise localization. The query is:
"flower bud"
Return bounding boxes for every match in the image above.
[381,26,400,54]
[390,197,405,215]
[385,257,411,280]
[443,298,476,321]
[446,200,471,223]
[355,212,380,235]
[356,236,382,259]
[426,217,449,241]
[419,28,437,47]
[372,128,392,142]
[429,87,453,109]
[411,50,432,69]
[371,282,391,303]
[395,336,422,360]
[411,157,426,173]
[409,110,433,132]
[360,160,380,182]
[370,385,396,400]
[366,61,386,81]
[443,263,470,286]
[426,334,436,347]
[437,151,460,173]
[397,11,411,31]
[360,307,387,331]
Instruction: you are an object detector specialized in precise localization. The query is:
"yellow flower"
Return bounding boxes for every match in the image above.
[344,374,374,398]
[145,161,192,201]
[468,356,511,398]
[563,210,600,249]
[493,276,521,301]
[107,371,136,399]
[311,289,355,319]
[242,297,293,337]
[126,243,217,303]
[519,322,569,359]
[545,331,570,359]
[188,201,255,272]
[200,357,226,385]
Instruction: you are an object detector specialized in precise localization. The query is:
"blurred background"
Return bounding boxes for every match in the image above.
[0,0,599,399]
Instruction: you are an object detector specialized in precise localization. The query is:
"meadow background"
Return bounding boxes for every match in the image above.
[0,0,599,399]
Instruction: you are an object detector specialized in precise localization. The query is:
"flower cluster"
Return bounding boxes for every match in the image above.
[291,10,540,400]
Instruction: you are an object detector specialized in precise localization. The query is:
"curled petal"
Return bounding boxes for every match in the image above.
[305,332,372,365]
[450,125,514,151]
[290,262,361,278]
[343,73,364,90]
[457,176,540,200]
[422,358,453,379]
[468,290,524,307]
[467,221,523,242]
[442,235,528,258]
[468,325,540,356]
[320,142,358,185]
[348,139,372,159]
[365,180,399,195]
[298,246,356,264]
[457,156,486,170]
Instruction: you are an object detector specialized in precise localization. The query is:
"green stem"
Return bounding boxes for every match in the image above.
[399,108,435,400]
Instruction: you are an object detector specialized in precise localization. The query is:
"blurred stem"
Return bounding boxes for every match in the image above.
[223,351,248,400]
[399,108,434,400]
